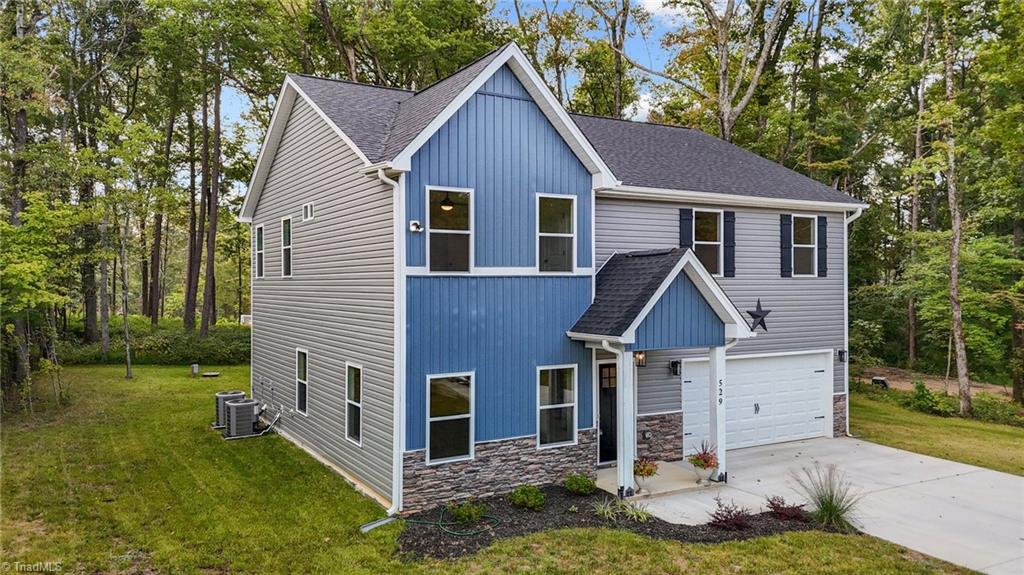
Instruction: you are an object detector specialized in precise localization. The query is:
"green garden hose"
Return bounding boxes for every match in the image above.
[404,506,502,536]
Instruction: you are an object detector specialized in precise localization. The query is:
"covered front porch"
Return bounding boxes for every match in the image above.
[567,248,756,498]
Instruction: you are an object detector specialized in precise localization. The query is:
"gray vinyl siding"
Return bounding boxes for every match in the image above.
[250,97,395,500]
[595,198,846,414]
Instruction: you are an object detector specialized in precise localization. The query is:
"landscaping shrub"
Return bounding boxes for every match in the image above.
[972,392,1024,427]
[765,495,806,521]
[616,500,652,523]
[592,498,618,520]
[57,316,250,365]
[792,463,860,533]
[563,473,596,495]
[708,496,752,530]
[446,499,487,524]
[902,380,957,417]
[507,484,545,511]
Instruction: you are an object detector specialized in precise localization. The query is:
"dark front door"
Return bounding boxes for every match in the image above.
[598,363,617,463]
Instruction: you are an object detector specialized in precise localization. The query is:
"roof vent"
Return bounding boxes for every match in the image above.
[213,391,246,429]
[224,398,260,439]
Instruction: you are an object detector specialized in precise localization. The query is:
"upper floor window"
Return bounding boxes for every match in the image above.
[538,365,576,447]
[538,195,575,273]
[295,348,308,415]
[254,225,264,278]
[427,187,472,272]
[302,202,315,222]
[792,215,817,276]
[346,363,362,445]
[427,373,473,463]
[693,210,722,275]
[281,217,292,277]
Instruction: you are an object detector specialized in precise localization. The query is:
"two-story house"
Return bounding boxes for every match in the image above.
[239,43,867,514]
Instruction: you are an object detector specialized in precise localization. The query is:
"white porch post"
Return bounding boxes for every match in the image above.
[616,350,637,496]
[708,345,727,481]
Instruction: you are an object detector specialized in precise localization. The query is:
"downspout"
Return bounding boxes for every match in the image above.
[842,207,863,437]
[378,167,405,516]
[600,339,628,496]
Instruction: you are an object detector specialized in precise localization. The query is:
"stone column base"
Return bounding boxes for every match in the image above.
[833,394,847,437]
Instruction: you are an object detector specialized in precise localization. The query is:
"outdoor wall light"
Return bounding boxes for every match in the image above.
[837,349,848,363]
[669,360,682,376]
[634,351,647,367]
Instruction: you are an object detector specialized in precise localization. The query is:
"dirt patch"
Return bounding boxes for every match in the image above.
[861,366,1010,397]
[398,486,824,560]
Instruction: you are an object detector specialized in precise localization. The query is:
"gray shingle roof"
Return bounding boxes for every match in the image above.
[570,113,862,205]
[288,45,506,164]
[571,248,686,337]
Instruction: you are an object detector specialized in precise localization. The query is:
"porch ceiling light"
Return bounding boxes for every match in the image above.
[634,351,647,367]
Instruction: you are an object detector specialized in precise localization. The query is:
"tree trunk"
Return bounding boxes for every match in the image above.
[100,217,110,361]
[943,11,970,416]
[139,213,148,316]
[1012,217,1023,404]
[148,114,174,325]
[160,212,169,318]
[201,49,222,337]
[119,211,133,379]
[184,112,201,331]
[908,13,931,370]
[804,0,827,174]
[11,11,31,385]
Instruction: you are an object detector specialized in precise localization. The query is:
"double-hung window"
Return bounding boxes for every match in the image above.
[693,210,722,275]
[254,225,264,278]
[428,187,471,272]
[537,195,575,272]
[346,363,362,444]
[295,349,308,415]
[792,215,817,276]
[427,373,473,463]
[281,217,292,277]
[538,365,576,447]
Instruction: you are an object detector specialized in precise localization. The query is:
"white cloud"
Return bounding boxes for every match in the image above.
[629,91,660,122]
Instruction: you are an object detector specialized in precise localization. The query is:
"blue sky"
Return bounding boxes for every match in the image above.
[221,1,686,128]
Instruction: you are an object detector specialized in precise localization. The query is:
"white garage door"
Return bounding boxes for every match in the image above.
[681,351,832,452]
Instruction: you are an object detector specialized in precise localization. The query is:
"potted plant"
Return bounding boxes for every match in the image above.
[687,440,719,483]
[633,457,659,494]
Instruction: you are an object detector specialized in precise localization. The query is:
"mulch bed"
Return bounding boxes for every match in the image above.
[398,485,824,560]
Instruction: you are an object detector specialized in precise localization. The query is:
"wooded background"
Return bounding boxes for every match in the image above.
[3,0,1022,411]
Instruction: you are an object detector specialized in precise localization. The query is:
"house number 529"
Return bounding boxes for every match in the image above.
[718,379,724,405]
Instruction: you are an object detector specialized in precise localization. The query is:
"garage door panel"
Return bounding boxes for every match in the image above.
[682,352,831,451]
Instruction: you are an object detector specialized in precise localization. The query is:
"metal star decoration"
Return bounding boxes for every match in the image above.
[747,299,771,332]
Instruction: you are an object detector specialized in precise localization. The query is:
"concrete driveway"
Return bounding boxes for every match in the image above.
[645,437,1023,574]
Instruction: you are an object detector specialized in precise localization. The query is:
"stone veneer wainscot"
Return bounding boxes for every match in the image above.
[401,429,597,513]
[833,394,847,437]
[636,413,684,462]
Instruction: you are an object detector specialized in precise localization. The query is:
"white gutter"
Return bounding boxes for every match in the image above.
[845,207,864,225]
[378,167,404,516]
[598,185,869,213]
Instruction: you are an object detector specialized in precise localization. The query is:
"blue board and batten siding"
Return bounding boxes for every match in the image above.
[404,66,595,451]
[627,273,725,352]
[406,66,593,268]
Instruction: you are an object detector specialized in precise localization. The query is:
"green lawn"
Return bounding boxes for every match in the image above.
[1,366,968,574]
[850,393,1024,475]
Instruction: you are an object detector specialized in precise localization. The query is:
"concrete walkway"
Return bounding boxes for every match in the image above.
[644,437,1023,574]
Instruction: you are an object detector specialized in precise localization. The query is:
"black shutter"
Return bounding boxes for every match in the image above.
[817,215,828,277]
[723,211,736,277]
[679,208,694,250]
[780,214,792,277]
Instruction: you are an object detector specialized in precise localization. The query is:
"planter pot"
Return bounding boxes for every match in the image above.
[693,467,715,484]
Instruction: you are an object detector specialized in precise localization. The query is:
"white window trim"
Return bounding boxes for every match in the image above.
[302,202,315,222]
[791,213,818,277]
[536,193,577,274]
[281,216,293,278]
[425,185,474,274]
[295,347,309,416]
[692,208,723,277]
[425,371,475,464]
[536,363,578,449]
[345,362,363,447]
[254,224,264,279]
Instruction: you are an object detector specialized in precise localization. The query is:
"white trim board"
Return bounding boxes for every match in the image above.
[597,186,868,213]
